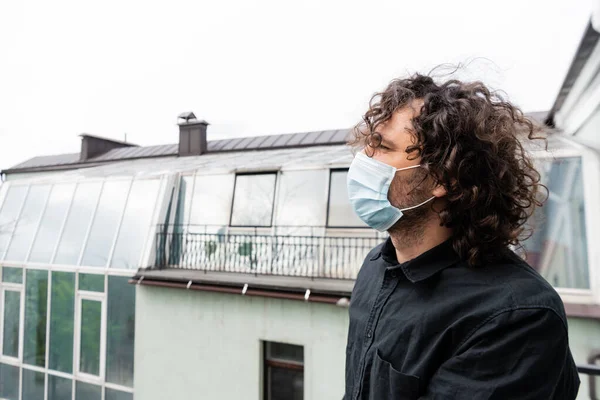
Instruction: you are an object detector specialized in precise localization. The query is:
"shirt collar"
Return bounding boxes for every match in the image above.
[371,237,460,283]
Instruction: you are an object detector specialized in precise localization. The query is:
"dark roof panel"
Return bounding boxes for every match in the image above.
[234,136,256,150]
[9,153,80,171]
[208,139,228,151]
[271,134,294,148]
[299,130,323,145]
[286,131,310,146]
[245,135,269,149]
[220,137,245,151]
[258,135,280,149]
[331,129,351,143]
[313,130,338,144]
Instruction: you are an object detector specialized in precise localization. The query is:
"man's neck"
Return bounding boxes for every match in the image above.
[388,218,453,264]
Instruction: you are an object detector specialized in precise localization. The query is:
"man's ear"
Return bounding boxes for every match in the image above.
[432,183,447,198]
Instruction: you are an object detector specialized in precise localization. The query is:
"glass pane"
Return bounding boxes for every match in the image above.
[111,180,161,269]
[106,276,135,387]
[54,182,102,265]
[75,381,101,400]
[22,369,44,400]
[48,374,72,400]
[268,367,303,400]
[0,363,19,400]
[29,184,76,263]
[2,266,23,283]
[0,185,28,259]
[106,388,134,400]
[24,270,48,366]
[49,271,75,373]
[231,174,277,226]
[2,290,20,357]
[169,177,193,266]
[79,274,105,292]
[5,185,51,262]
[275,170,327,227]
[525,158,589,289]
[174,176,194,226]
[327,170,367,227]
[267,342,304,363]
[79,299,101,376]
[189,174,235,226]
[81,180,130,267]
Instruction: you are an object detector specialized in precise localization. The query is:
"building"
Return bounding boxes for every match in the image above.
[1,24,600,399]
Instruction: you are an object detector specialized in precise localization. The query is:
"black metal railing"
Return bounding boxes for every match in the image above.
[154,226,383,279]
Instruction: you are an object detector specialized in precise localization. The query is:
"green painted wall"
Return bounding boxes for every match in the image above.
[134,286,349,400]
[568,317,600,400]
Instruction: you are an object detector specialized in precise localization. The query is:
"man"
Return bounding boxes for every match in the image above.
[343,74,580,399]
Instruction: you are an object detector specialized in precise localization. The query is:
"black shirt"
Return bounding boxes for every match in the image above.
[344,238,580,400]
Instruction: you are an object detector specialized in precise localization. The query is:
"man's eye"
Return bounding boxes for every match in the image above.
[380,145,390,150]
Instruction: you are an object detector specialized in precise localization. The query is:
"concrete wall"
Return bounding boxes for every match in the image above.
[134,285,349,400]
[568,317,600,400]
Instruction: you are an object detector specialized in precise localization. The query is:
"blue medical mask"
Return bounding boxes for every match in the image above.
[347,152,435,232]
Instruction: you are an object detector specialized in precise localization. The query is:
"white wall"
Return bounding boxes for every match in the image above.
[134,285,349,400]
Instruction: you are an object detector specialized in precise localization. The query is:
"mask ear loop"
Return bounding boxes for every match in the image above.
[396,164,422,172]
[398,196,436,212]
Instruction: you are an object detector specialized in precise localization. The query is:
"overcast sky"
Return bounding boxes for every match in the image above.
[0,0,593,170]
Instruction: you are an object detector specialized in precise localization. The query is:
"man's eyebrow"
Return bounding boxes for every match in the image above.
[379,136,395,147]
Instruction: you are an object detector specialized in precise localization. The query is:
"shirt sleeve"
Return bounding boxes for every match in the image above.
[421,308,580,400]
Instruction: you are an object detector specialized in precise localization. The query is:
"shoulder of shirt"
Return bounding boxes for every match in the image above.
[446,250,569,330]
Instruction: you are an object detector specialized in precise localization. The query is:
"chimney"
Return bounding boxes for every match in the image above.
[80,134,137,161]
[178,111,209,156]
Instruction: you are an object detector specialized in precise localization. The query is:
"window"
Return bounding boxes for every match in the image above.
[81,180,130,267]
[111,179,161,269]
[522,157,590,289]
[48,374,72,400]
[54,182,102,265]
[106,276,136,387]
[48,271,75,373]
[275,170,327,228]
[327,170,367,228]
[0,185,29,260]
[2,289,21,358]
[0,363,19,399]
[22,369,45,399]
[263,342,304,400]
[230,173,277,227]
[28,184,76,263]
[24,269,48,367]
[189,174,235,228]
[5,185,51,262]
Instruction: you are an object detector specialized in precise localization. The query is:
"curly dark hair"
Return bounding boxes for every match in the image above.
[350,73,548,266]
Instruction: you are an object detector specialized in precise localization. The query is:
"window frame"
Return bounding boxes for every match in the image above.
[74,289,106,384]
[0,284,24,363]
[229,172,278,228]
[529,143,600,305]
[262,341,304,400]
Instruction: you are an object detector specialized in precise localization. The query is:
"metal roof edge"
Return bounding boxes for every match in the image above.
[546,20,600,126]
